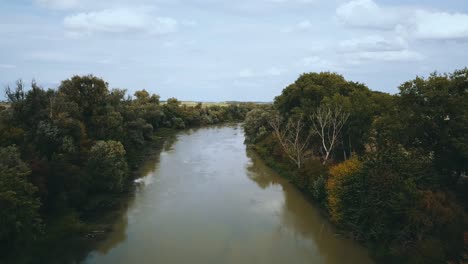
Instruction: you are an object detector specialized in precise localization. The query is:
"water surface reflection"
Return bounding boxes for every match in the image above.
[83,124,373,264]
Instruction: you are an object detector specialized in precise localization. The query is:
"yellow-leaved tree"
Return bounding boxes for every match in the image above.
[327,157,362,224]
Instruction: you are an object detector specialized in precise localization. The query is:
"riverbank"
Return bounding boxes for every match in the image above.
[12,128,179,264]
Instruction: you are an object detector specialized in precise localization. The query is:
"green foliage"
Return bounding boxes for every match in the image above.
[396,70,468,187]
[86,141,128,193]
[243,107,272,144]
[245,69,468,264]
[0,146,42,254]
[0,74,257,262]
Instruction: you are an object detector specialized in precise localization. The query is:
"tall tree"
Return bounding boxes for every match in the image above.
[269,113,310,168]
[310,105,349,164]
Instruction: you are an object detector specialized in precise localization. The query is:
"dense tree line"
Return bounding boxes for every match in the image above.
[0,75,254,262]
[244,70,468,263]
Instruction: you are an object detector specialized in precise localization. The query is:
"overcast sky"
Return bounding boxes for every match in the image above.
[1,0,468,101]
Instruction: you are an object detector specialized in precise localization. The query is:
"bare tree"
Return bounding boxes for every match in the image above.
[268,113,310,168]
[5,79,25,103]
[310,105,349,165]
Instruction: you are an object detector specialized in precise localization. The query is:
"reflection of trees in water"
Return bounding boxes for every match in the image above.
[162,133,178,152]
[37,195,134,264]
[94,206,130,254]
[246,150,283,189]
[246,150,373,264]
[135,132,178,177]
[60,132,179,263]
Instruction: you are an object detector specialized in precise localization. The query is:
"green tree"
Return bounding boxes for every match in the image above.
[86,141,128,193]
[58,75,109,129]
[0,146,42,253]
[243,108,271,144]
[396,69,468,187]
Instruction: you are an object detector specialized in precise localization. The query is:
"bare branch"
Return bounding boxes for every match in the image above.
[268,112,310,168]
[310,105,349,164]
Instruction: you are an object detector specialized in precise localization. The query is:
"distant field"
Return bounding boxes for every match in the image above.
[0,102,10,108]
[161,101,271,107]
[180,101,230,107]
[0,101,270,109]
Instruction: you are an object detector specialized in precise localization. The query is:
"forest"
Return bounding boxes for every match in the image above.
[243,69,468,263]
[0,75,255,262]
[1,70,467,264]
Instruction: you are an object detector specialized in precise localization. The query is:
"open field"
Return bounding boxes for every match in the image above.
[0,102,10,108]
[161,101,271,107]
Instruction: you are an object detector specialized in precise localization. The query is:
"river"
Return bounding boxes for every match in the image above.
[82,124,373,264]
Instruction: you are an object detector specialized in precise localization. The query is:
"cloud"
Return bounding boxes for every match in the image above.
[281,19,314,33]
[25,51,83,62]
[336,0,401,30]
[346,50,424,64]
[339,35,407,52]
[238,67,285,78]
[412,10,468,40]
[0,64,16,69]
[264,0,316,3]
[336,0,468,40]
[239,69,254,78]
[338,35,422,63]
[301,56,334,68]
[265,67,285,76]
[297,20,312,30]
[35,0,79,9]
[64,7,178,36]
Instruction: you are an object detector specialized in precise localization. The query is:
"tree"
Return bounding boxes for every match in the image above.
[5,79,25,103]
[327,157,362,224]
[58,75,109,129]
[86,141,128,193]
[310,105,349,164]
[243,108,271,144]
[269,113,310,168]
[397,70,468,187]
[0,146,42,253]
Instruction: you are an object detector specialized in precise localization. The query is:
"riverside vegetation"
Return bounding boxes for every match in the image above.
[243,69,468,263]
[1,70,467,264]
[0,75,255,263]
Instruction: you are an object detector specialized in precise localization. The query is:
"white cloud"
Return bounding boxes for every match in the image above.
[339,35,407,52]
[336,0,468,40]
[64,7,178,36]
[281,19,314,33]
[265,67,285,76]
[299,56,343,72]
[346,50,424,64]
[25,51,81,62]
[0,64,16,69]
[336,0,402,30]
[297,20,312,30]
[35,0,79,9]
[413,10,468,40]
[338,34,422,63]
[301,56,332,67]
[265,0,316,3]
[239,69,254,78]
[238,67,285,78]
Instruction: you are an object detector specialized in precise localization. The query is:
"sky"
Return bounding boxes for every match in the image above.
[1,0,468,101]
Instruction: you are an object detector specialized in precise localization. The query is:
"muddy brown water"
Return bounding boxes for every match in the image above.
[82,124,373,264]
